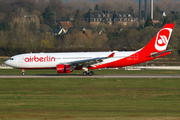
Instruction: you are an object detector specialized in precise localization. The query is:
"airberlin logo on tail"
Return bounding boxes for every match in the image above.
[24,56,55,62]
[155,28,172,51]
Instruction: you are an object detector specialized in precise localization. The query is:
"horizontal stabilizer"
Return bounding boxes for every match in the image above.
[150,49,172,58]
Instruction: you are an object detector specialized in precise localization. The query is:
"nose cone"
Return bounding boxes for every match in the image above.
[4,59,14,68]
[4,60,9,66]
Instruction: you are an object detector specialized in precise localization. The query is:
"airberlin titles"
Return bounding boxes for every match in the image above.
[24,56,55,62]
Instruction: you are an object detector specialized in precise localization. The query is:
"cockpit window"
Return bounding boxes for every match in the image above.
[9,58,14,60]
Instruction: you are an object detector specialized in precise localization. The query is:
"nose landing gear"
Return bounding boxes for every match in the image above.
[22,69,26,76]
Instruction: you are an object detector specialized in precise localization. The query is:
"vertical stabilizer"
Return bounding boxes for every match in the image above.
[140,23,174,52]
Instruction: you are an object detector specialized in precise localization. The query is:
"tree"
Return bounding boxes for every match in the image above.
[144,17,153,27]
[37,0,48,13]
[42,6,55,28]
[0,22,11,31]
[127,6,134,13]
[141,10,144,20]
[171,11,176,15]
[64,0,94,12]
[155,7,161,13]
[154,7,161,20]
[49,0,64,20]
[94,4,100,10]
[74,9,84,28]
[29,22,37,34]
[163,17,170,26]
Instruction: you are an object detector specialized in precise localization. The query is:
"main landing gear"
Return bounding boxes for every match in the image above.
[22,69,26,76]
[82,67,94,76]
[83,71,94,76]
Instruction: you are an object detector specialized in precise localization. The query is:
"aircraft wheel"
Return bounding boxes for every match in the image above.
[89,72,92,76]
[83,71,88,76]
[22,72,26,76]
[90,71,94,75]
[89,71,94,76]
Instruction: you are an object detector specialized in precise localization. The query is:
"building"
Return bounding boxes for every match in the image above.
[83,10,138,26]
[51,26,66,35]
[59,21,74,32]
[51,21,74,35]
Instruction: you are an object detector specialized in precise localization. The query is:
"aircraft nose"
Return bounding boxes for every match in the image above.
[4,60,9,66]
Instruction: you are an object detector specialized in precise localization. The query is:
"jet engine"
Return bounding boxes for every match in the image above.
[57,64,71,73]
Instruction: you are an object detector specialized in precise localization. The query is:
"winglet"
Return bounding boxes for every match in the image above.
[108,53,115,57]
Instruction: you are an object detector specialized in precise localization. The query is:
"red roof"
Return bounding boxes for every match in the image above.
[60,21,74,31]
[153,20,160,24]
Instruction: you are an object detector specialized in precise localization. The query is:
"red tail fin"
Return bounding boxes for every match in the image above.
[140,23,174,52]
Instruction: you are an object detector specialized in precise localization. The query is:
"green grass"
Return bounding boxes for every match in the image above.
[0,58,7,65]
[0,68,180,75]
[0,64,180,119]
[0,78,180,120]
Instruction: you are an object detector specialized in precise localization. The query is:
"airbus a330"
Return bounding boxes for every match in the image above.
[5,23,174,76]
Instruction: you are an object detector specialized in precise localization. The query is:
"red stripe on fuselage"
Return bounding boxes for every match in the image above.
[89,51,171,69]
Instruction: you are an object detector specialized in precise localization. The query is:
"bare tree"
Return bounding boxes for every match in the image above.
[64,0,94,12]
[37,0,49,13]
[49,0,64,20]
[154,0,177,13]
[97,0,138,12]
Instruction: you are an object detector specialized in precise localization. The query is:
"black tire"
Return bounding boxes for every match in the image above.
[22,72,26,76]
[89,72,92,76]
[90,71,94,75]
[83,71,88,76]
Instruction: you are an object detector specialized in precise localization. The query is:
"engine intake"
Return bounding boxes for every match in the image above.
[57,64,71,73]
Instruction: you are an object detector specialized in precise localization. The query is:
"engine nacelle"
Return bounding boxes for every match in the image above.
[57,64,71,73]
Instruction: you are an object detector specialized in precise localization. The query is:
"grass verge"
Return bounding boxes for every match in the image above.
[0,78,180,120]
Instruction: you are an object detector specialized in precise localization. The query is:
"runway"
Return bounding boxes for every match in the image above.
[0,75,180,78]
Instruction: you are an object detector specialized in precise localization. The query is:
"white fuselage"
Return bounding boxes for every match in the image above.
[5,51,136,69]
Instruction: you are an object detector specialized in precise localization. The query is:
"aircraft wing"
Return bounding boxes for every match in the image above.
[63,52,115,67]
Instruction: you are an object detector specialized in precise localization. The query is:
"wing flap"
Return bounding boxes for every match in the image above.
[66,52,115,67]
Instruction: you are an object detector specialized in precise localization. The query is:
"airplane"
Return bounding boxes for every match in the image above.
[5,23,174,76]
